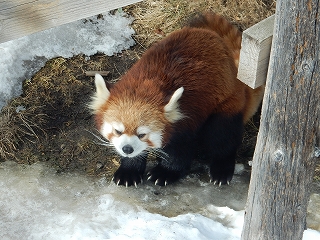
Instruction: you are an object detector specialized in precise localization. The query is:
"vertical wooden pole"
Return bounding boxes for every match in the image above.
[241,0,320,239]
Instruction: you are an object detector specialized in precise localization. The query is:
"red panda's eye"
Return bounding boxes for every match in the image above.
[114,129,122,136]
[137,133,146,139]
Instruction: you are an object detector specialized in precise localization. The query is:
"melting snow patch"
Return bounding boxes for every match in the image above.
[0,11,135,109]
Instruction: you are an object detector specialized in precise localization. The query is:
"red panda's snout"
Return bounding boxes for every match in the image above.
[100,121,163,158]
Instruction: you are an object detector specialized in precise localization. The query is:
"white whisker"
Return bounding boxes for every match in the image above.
[93,142,110,147]
[134,151,148,162]
[85,129,110,146]
[148,148,169,162]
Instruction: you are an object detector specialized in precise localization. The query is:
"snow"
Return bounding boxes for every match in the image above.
[0,11,135,110]
[0,11,319,240]
[0,161,319,240]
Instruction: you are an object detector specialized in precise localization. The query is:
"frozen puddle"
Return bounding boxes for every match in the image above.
[0,161,319,240]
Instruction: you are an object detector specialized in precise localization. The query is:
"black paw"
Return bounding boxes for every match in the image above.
[210,165,234,186]
[113,167,143,187]
[147,165,181,186]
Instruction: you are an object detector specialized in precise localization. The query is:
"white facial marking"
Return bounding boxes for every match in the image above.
[137,126,162,148]
[112,134,148,158]
[101,122,112,137]
[101,123,163,157]
[112,122,125,133]
[137,126,151,135]
[149,131,163,148]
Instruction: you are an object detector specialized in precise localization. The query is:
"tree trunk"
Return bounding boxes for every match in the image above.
[241,0,320,239]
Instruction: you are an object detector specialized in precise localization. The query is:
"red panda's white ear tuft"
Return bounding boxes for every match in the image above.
[95,74,110,99]
[164,87,184,123]
[88,74,110,113]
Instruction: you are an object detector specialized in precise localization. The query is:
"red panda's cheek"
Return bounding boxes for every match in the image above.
[147,131,163,148]
[106,133,113,141]
[146,139,155,148]
[100,122,113,140]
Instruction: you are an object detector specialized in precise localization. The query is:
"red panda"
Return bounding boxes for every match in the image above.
[89,12,264,187]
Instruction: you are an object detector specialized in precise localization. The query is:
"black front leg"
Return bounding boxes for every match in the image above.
[200,113,243,185]
[147,131,196,186]
[113,153,147,187]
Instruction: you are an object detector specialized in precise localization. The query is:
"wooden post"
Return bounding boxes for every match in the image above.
[241,0,319,239]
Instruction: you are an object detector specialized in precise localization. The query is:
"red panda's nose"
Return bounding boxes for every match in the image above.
[122,144,134,154]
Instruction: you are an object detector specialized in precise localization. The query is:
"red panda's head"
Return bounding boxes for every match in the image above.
[89,74,184,158]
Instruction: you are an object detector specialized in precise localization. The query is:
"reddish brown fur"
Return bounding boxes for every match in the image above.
[95,13,264,144]
[187,12,242,67]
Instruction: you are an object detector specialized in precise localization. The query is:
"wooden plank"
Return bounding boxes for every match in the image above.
[0,0,142,44]
[237,14,275,89]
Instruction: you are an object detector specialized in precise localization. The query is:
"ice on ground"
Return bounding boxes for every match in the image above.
[0,161,319,240]
[0,11,135,110]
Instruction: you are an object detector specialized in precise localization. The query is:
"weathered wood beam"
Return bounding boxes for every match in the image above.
[241,0,319,239]
[0,0,142,44]
[237,14,275,89]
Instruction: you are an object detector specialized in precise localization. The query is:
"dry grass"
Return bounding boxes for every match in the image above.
[0,55,95,162]
[0,103,46,160]
[0,108,21,159]
[125,0,276,47]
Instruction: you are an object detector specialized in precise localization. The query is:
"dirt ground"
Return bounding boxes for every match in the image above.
[0,0,318,181]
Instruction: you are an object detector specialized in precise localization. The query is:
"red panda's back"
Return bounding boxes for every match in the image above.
[120,26,246,130]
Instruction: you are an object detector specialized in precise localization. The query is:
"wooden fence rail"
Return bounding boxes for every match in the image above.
[0,0,141,44]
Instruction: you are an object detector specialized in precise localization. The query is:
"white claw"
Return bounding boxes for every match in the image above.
[219,182,222,187]
[134,182,138,188]
[213,180,218,185]
[125,181,128,188]
[155,179,159,186]
[147,176,152,181]
[164,180,168,186]
[227,181,230,185]
[111,177,114,182]
[116,179,120,186]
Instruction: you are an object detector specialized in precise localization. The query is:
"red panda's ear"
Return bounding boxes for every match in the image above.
[95,74,110,100]
[88,74,110,113]
[164,87,184,123]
